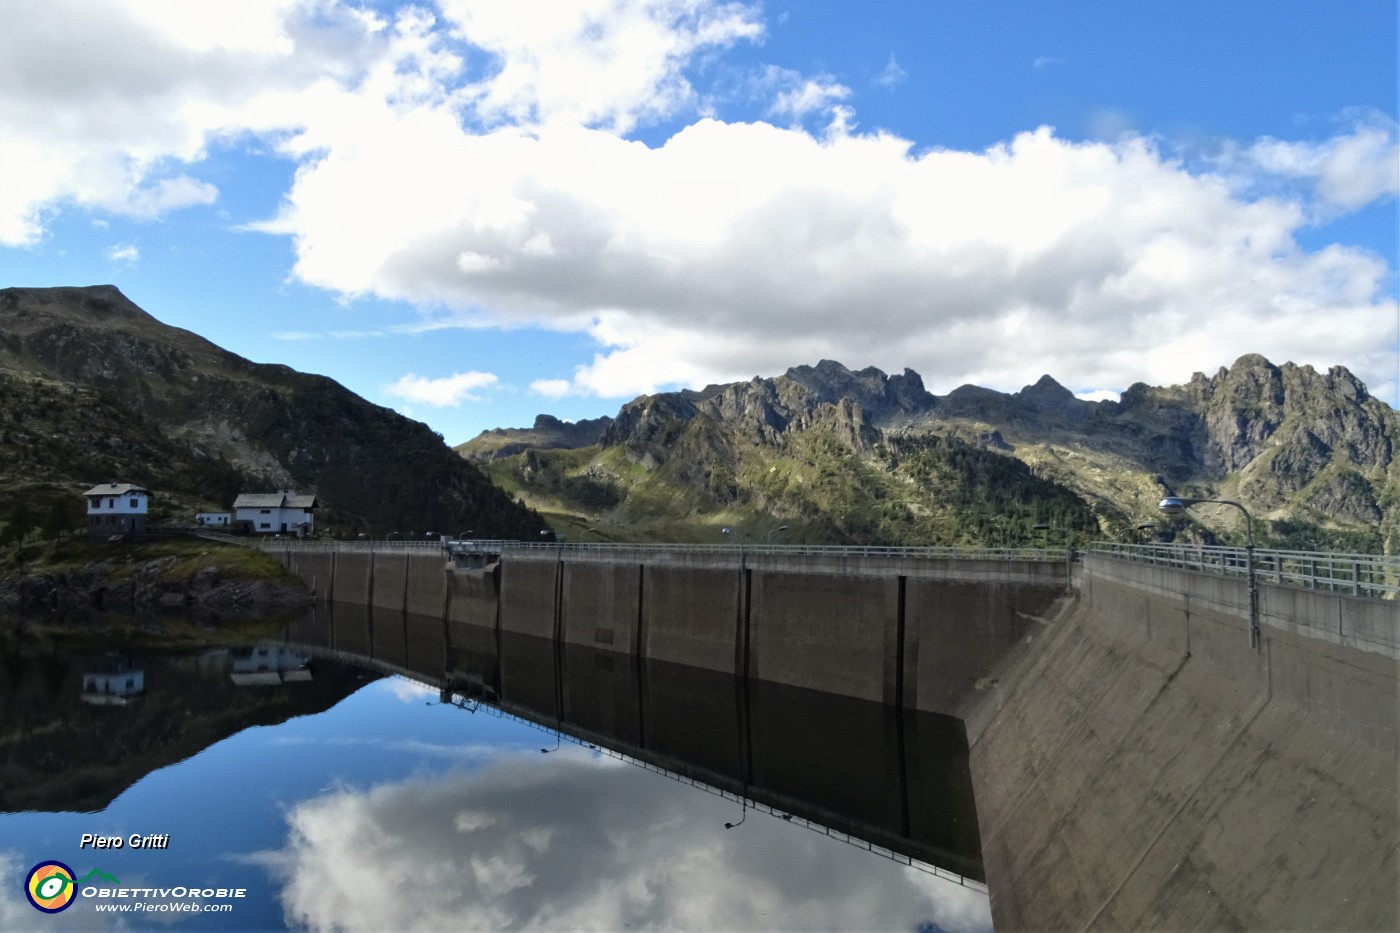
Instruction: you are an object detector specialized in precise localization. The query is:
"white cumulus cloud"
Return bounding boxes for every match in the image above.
[272,108,1399,401]
[1217,111,1400,215]
[0,0,1394,405]
[383,371,500,407]
[530,378,574,398]
[105,242,140,264]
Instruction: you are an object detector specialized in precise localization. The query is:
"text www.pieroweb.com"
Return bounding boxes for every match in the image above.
[93,901,234,913]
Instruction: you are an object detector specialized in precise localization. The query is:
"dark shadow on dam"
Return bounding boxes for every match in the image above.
[283,601,985,884]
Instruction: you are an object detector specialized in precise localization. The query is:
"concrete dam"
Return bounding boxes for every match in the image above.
[270,542,1398,931]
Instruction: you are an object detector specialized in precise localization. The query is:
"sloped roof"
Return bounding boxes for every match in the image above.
[82,483,148,497]
[234,492,318,509]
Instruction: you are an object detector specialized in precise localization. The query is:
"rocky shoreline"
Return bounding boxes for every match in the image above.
[0,555,311,620]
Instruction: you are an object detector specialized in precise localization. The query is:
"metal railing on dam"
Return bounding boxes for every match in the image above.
[266,537,1073,562]
[1089,541,1399,600]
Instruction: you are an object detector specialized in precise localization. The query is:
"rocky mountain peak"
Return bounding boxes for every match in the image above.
[0,284,151,326]
[1014,374,1094,421]
[783,359,935,425]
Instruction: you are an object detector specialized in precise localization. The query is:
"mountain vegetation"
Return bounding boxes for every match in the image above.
[460,358,1399,553]
[0,286,545,541]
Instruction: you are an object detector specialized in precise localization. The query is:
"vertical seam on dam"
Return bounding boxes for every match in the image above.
[327,550,336,605]
[895,575,907,711]
[896,575,910,838]
[635,562,646,750]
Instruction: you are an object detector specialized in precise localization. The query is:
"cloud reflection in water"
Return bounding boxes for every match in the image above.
[270,749,991,932]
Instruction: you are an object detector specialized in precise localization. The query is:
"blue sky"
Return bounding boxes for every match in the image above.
[1,0,1396,444]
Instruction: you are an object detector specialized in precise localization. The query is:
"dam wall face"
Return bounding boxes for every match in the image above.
[271,545,1071,717]
[485,550,1071,716]
[967,555,1397,932]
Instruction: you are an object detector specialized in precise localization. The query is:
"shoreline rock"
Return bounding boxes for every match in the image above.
[0,558,311,621]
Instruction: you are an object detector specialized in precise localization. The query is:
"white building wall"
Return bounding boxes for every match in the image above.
[236,507,315,533]
[87,492,148,516]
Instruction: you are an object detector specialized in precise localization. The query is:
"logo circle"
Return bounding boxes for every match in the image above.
[25,861,77,913]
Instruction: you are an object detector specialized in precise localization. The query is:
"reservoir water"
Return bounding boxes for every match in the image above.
[0,606,991,932]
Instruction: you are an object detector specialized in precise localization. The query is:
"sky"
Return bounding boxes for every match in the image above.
[1,0,1396,444]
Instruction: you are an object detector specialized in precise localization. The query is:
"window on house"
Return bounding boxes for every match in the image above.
[130,499,138,508]
[108,498,115,508]
[260,509,271,514]
[259,522,270,529]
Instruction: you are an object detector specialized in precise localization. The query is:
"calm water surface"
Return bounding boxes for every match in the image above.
[0,613,991,932]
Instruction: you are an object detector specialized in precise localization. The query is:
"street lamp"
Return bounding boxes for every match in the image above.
[765,525,789,545]
[1158,497,1259,650]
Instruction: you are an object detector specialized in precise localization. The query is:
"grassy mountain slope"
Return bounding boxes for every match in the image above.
[0,286,544,539]
[471,377,1102,546]
[461,356,1398,552]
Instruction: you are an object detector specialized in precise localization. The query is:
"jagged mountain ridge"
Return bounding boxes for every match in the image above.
[0,285,544,537]
[460,355,1398,550]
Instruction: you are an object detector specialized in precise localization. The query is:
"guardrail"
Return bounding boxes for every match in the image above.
[263,538,1072,562]
[1088,542,1399,601]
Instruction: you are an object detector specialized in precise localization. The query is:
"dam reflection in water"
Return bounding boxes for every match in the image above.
[0,602,990,931]
[299,602,984,878]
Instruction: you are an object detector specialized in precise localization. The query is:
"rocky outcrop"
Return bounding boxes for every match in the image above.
[462,414,613,462]
[1,559,310,619]
[784,360,935,426]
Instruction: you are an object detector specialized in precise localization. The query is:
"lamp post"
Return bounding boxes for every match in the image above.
[1158,497,1259,650]
[765,525,789,545]
[722,526,746,563]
